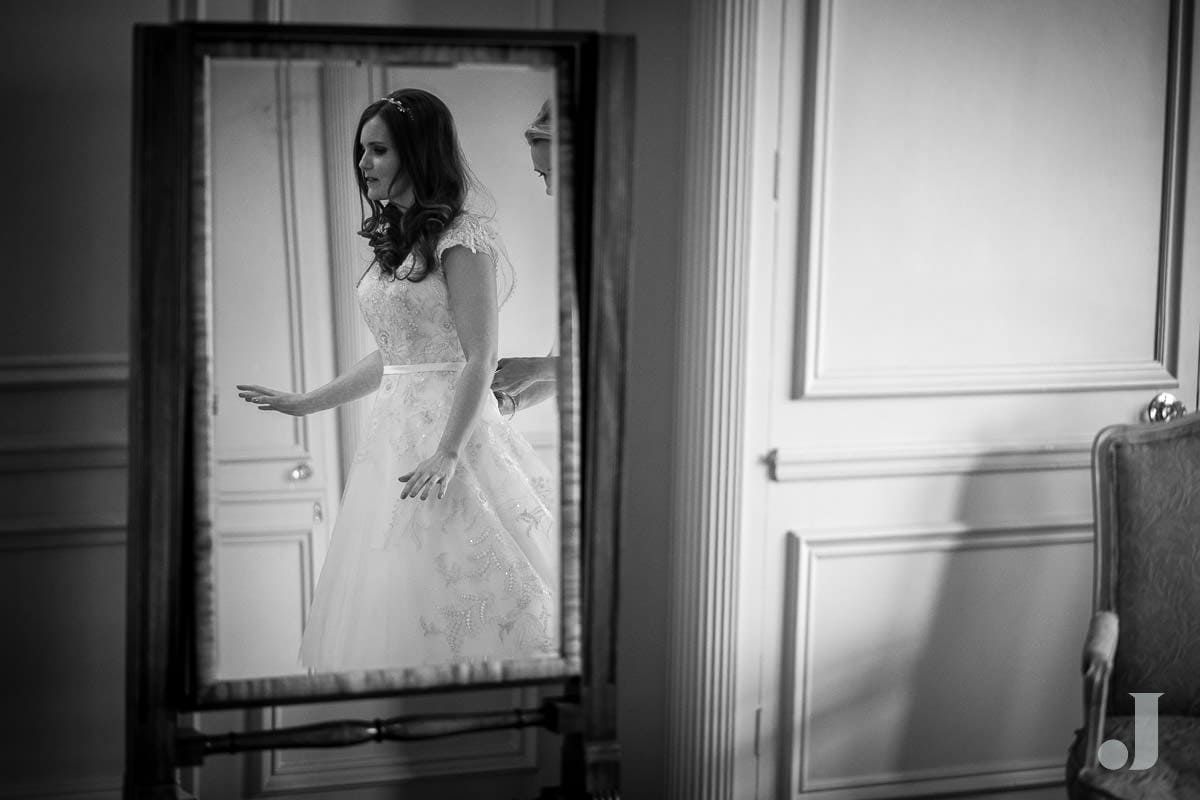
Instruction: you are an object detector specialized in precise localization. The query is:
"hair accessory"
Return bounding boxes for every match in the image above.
[523,99,552,144]
[383,96,409,114]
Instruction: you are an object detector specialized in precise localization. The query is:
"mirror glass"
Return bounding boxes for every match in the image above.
[196,50,575,694]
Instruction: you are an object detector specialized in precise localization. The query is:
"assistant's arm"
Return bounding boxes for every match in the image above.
[497,377,557,416]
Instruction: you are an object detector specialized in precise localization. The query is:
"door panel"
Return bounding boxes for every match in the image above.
[795,532,1089,788]
[211,59,341,681]
[215,519,313,679]
[803,0,1170,396]
[767,0,1200,797]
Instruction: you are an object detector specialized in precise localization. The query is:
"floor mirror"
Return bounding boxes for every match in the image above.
[126,22,633,800]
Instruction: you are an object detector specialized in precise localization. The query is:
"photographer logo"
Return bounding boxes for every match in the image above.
[1098,692,1162,771]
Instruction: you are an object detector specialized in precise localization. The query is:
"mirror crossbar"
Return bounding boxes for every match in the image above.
[175,700,577,765]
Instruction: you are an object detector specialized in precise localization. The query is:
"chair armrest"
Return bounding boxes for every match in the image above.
[1080,610,1119,771]
[1082,610,1118,673]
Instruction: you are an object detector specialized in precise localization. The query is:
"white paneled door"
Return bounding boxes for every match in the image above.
[210,59,344,681]
[756,1,1200,797]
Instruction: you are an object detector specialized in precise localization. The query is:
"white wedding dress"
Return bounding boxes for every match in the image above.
[298,210,558,671]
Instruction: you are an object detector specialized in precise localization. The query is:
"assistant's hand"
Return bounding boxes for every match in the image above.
[236,384,313,416]
[398,449,459,501]
[492,356,554,395]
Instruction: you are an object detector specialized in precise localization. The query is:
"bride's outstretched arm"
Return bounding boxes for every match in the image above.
[398,246,498,501]
[237,349,382,416]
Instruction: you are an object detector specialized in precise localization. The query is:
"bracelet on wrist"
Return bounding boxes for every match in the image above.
[493,389,517,419]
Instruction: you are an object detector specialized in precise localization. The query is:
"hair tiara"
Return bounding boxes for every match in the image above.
[382,96,409,114]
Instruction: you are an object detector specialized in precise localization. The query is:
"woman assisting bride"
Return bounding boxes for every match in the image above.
[236,88,558,672]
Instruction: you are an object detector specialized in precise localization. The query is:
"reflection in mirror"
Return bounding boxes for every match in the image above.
[206,57,562,681]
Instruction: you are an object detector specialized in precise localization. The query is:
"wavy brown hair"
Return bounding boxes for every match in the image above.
[354,88,475,281]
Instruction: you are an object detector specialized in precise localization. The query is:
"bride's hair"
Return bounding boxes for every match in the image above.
[353,88,478,281]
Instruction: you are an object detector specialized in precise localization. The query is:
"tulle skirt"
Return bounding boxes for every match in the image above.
[298,368,559,671]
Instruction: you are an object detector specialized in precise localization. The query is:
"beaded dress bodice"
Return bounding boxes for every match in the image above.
[356,211,502,366]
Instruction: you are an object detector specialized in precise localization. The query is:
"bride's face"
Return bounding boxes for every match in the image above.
[359,115,411,204]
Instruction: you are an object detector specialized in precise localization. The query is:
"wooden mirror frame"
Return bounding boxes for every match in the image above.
[125,22,632,799]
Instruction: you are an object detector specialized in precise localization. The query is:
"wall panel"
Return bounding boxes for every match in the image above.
[795,0,1177,397]
[0,3,160,790]
[782,522,1092,798]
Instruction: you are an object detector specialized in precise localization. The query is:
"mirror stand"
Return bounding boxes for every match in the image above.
[126,23,632,800]
[167,688,608,799]
[175,702,555,762]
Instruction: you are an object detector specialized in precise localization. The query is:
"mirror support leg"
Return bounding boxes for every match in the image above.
[125,22,193,800]
[570,30,636,800]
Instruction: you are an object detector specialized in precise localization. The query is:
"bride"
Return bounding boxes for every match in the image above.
[236,88,558,671]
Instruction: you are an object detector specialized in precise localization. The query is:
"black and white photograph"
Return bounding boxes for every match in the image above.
[3,1,1200,799]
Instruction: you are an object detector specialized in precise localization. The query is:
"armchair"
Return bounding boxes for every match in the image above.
[1067,410,1200,798]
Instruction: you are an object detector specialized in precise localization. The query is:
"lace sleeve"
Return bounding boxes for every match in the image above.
[436,212,515,307]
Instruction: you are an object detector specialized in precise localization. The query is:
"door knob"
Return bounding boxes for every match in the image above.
[1147,392,1188,423]
[289,463,313,481]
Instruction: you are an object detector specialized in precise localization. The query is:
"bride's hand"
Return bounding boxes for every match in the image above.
[236,384,312,416]
[398,450,459,501]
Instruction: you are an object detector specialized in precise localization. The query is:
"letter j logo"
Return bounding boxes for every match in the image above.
[1098,692,1162,771]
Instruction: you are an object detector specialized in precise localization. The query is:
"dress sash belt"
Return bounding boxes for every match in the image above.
[382,362,466,375]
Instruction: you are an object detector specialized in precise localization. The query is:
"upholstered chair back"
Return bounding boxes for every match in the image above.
[1093,412,1200,717]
